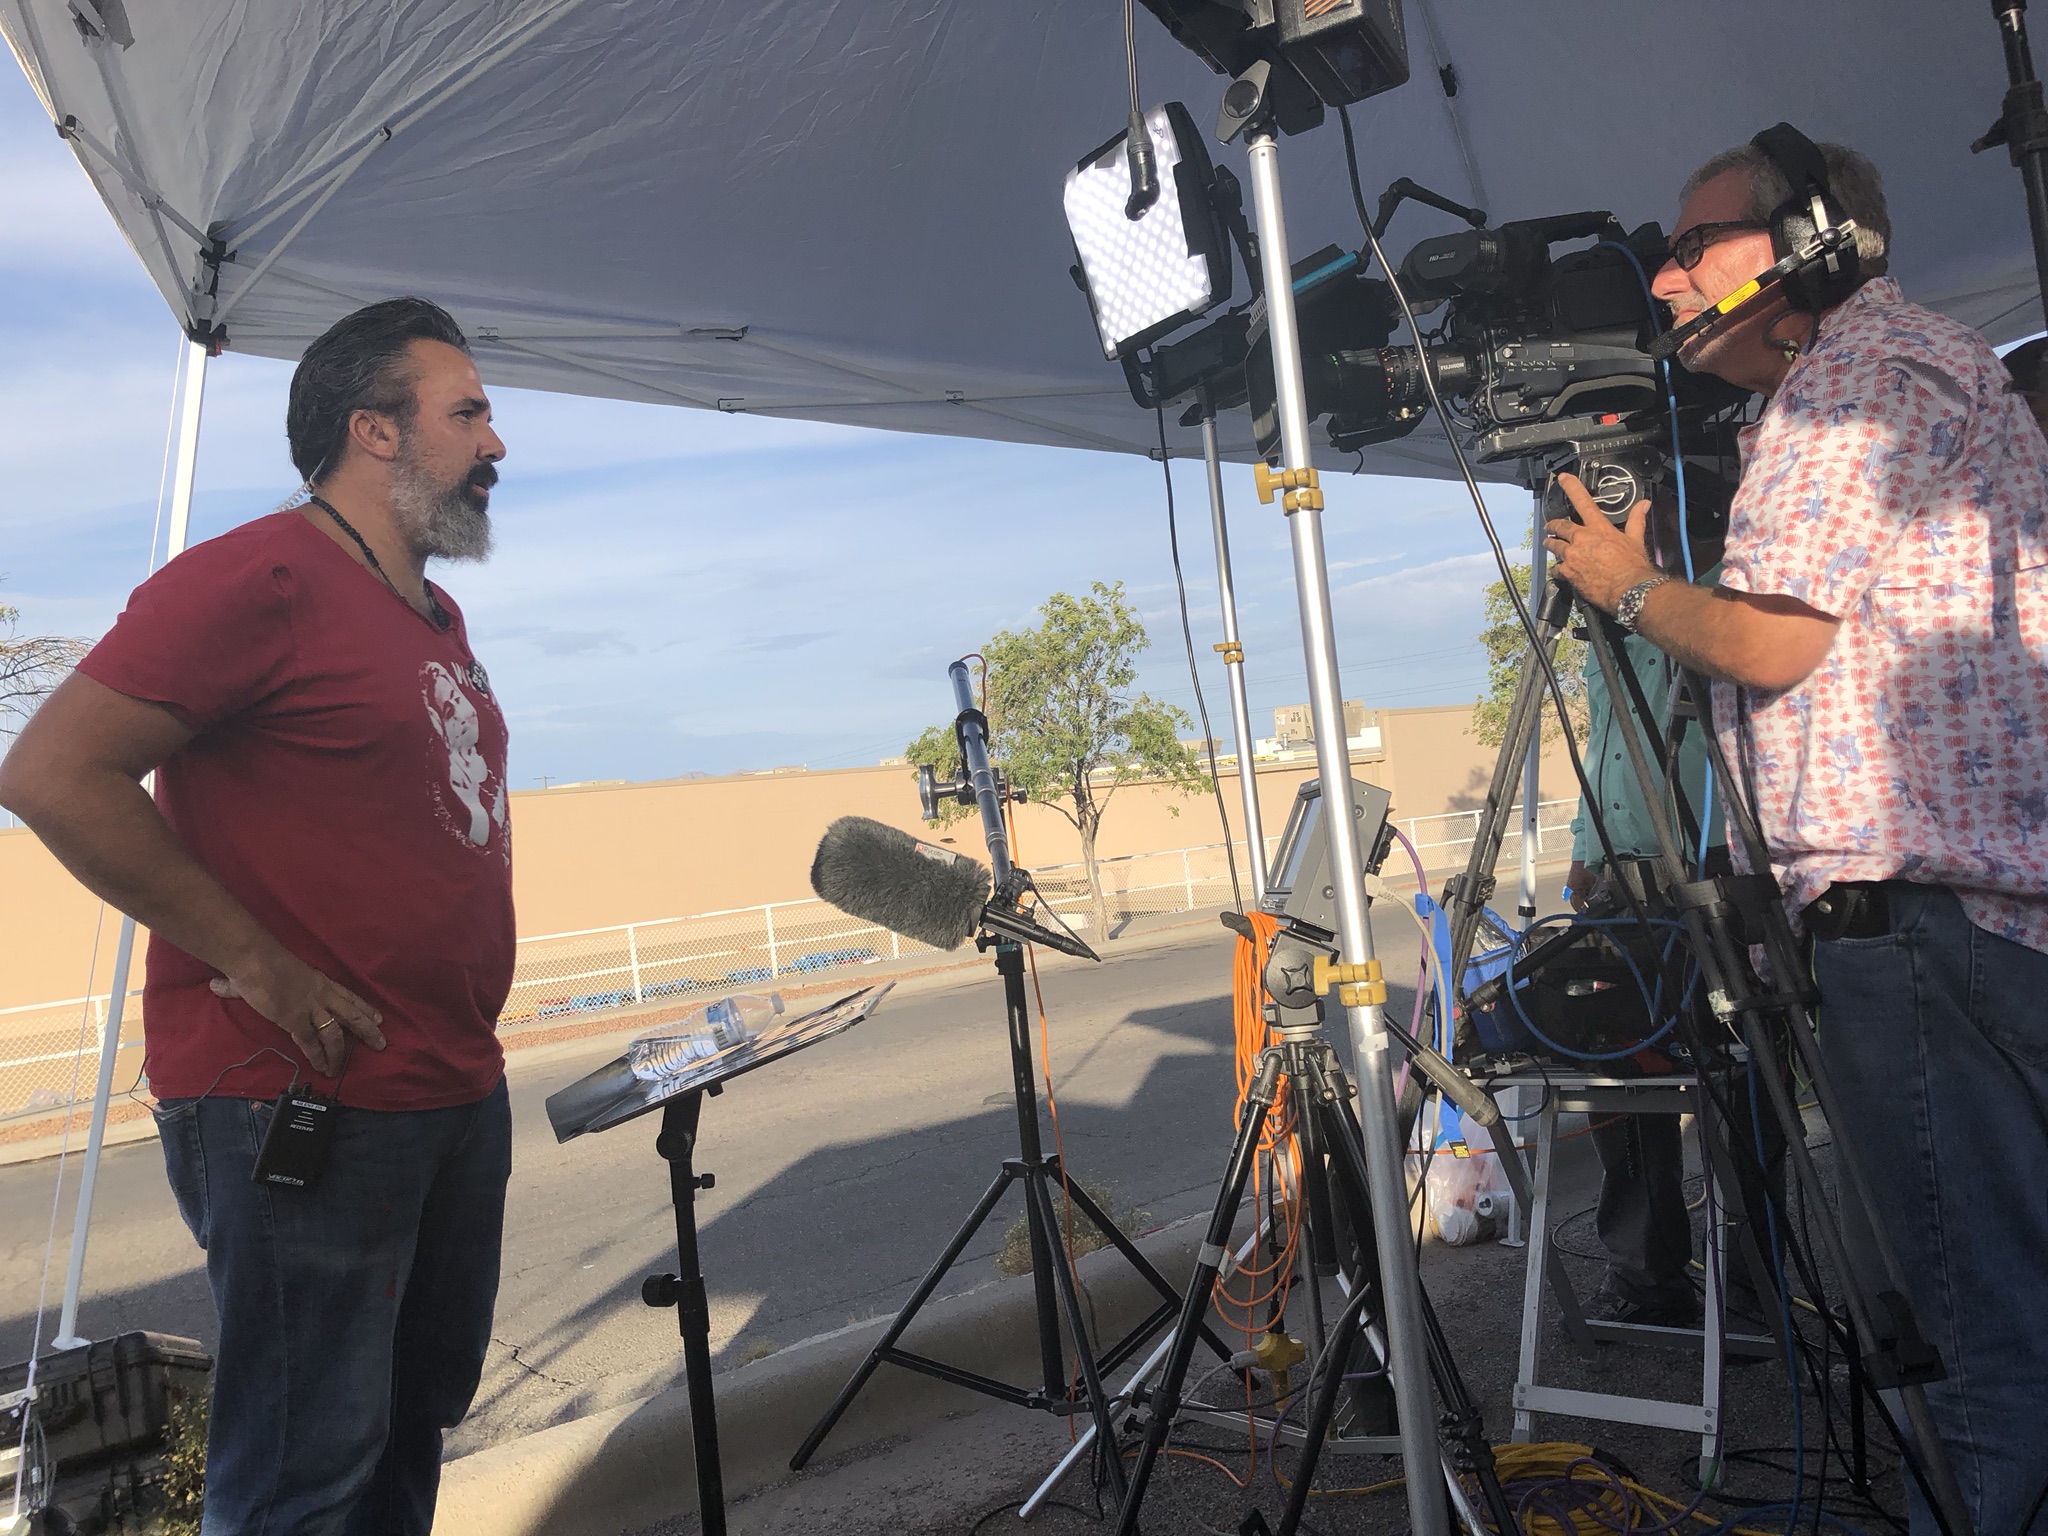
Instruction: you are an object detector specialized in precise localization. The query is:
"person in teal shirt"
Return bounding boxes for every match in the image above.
[1563,489,1728,1328]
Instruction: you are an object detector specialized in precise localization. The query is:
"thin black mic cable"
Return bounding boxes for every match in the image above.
[1156,404,1245,916]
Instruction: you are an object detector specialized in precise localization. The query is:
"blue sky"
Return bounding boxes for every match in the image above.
[0,62,1524,790]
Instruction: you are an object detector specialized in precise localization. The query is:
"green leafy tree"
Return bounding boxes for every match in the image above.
[1471,561,1587,749]
[907,582,1209,940]
[0,590,88,737]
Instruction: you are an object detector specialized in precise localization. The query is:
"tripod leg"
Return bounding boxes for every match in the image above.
[1446,578,1575,981]
[1025,1167,1130,1503]
[1415,1263,1519,1536]
[1113,1050,1284,1536]
[1313,1087,1513,1536]
[1062,1167,1237,1368]
[790,1163,1020,1470]
[1275,1276,1376,1536]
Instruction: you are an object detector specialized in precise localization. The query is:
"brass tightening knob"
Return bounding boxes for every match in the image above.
[1311,953,1387,1008]
[1253,463,1325,512]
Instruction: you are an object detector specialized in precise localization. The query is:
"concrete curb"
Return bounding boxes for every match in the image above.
[430,1216,1206,1536]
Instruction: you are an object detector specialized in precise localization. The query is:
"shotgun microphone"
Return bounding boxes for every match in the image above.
[809,817,1099,960]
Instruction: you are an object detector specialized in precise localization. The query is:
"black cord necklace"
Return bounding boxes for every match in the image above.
[307,494,450,630]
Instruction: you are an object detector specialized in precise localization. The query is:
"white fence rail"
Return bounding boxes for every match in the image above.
[1399,798,1578,875]
[1,804,1577,1120]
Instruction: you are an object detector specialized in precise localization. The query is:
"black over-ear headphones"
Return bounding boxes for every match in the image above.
[1750,122,1863,313]
[1647,122,1868,361]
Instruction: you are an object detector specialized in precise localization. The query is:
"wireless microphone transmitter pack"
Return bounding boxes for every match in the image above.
[253,1084,340,1189]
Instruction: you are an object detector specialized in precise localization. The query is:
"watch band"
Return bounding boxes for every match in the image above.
[1615,575,1673,633]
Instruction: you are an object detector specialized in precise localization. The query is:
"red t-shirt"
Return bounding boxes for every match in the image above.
[77,511,514,1110]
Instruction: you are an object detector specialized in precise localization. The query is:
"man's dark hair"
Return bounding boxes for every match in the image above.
[286,298,469,483]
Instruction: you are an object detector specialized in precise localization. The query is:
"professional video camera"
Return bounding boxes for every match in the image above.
[1243,211,1749,465]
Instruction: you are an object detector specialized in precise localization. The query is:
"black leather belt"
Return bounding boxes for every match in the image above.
[1803,880,1893,942]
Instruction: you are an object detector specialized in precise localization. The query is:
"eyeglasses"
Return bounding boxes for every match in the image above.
[1668,220,1769,271]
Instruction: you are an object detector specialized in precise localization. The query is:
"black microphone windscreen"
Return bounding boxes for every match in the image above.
[810,816,992,951]
[1645,328,1685,361]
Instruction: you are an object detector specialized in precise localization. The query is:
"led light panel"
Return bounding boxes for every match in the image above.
[1064,103,1221,359]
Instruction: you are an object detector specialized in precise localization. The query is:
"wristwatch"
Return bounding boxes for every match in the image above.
[1614,575,1673,633]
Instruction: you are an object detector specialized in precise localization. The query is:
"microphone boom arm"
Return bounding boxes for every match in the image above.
[950,661,1015,885]
[946,660,1098,961]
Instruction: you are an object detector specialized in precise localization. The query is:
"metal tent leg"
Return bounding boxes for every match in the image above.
[51,336,209,1350]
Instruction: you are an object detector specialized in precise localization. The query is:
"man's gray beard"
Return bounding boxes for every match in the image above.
[391,448,493,564]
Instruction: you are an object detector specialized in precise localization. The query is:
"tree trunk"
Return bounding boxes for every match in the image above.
[1078,814,1111,941]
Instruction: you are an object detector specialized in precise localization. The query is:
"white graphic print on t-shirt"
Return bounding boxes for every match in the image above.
[421,661,507,852]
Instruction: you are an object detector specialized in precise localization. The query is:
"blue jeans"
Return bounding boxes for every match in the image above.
[1812,885,2048,1536]
[153,1079,512,1536]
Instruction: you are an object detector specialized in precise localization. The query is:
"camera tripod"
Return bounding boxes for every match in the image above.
[1113,1019,1518,1536]
[1438,484,1975,1536]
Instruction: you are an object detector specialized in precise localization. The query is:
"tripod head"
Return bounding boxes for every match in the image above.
[1222,909,1501,1127]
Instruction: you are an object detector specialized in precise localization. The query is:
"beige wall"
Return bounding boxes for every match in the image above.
[0,704,1574,1008]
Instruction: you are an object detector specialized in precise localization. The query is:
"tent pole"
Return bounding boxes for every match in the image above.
[51,337,210,1351]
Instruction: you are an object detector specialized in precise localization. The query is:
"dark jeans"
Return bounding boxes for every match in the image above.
[1591,1113,1692,1300]
[1813,884,2048,1536]
[153,1078,512,1536]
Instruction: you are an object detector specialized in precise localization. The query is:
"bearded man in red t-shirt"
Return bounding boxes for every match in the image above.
[0,298,515,1536]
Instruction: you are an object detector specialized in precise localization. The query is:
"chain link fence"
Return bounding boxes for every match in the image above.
[0,994,144,1125]
[1,808,1577,1121]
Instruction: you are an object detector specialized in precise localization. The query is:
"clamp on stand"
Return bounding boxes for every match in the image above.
[1254,461,1325,512]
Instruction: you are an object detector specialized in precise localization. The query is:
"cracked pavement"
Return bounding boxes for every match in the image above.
[0,914,1431,1461]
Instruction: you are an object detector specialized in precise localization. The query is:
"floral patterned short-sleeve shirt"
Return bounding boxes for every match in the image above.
[1715,277,2048,952]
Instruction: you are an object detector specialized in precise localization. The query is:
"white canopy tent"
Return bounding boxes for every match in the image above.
[2,0,2040,1374]
[3,0,2040,475]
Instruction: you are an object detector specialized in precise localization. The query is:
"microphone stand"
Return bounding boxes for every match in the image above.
[790,662,1236,1481]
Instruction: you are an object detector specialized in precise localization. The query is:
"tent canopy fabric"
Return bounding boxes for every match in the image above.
[3,0,2037,477]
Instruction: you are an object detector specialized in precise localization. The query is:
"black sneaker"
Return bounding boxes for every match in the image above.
[1585,1282,1702,1330]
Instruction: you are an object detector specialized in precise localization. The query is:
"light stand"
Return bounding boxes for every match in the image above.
[789,662,1231,1482]
[1196,384,1269,900]
[1234,93,1449,1536]
[1978,1,2048,315]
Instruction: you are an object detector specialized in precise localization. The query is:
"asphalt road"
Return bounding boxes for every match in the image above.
[0,911,1436,1458]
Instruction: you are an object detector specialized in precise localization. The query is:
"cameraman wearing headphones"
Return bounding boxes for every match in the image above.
[1547,131,2048,1536]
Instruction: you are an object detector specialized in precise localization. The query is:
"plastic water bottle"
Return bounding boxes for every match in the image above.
[627,993,784,1081]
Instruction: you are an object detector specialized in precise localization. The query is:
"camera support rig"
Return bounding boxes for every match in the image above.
[1436,465,1976,1536]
